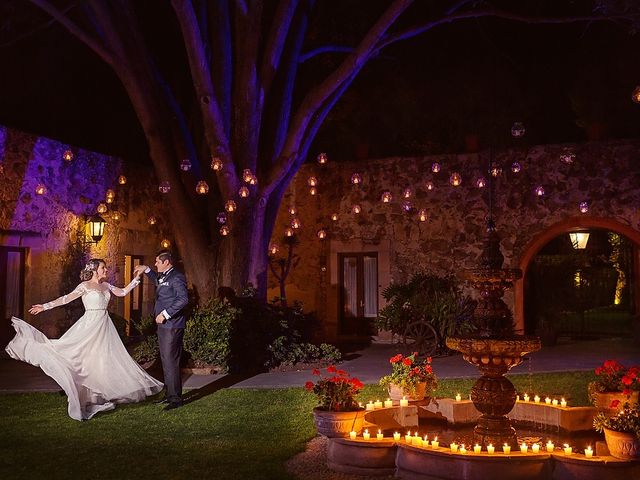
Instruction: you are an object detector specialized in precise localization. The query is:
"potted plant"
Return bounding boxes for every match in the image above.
[593,401,640,459]
[305,366,365,437]
[379,352,437,402]
[588,360,640,415]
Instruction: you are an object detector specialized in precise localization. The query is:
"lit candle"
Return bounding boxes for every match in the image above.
[563,444,572,455]
[405,431,412,443]
[532,443,540,453]
[393,432,401,442]
[552,399,558,406]
[455,393,462,402]
[374,399,383,409]
[516,394,520,402]
[412,435,422,447]
[366,401,375,411]
[546,441,554,453]
[474,444,481,454]
[431,437,439,448]
[520,443,528,454]
[585,446,593,458]
[423,435,429,446]
[459,444,467,454]
[523,393,530,402]
[534,395,541,403]
[384,398,393,408]
[400,396,409,407]
[487,444,495,454]
[377,429,384,440]
[349,431,357,440]
[450,442,459,453]
[503,444,511,454]
[545,397,551,404]
[358,402,363,408]
[560,398,567,408]
[363,429,370,440]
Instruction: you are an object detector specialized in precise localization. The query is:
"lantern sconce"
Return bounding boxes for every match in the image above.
[84,214,106,244]
[569,231,590,250]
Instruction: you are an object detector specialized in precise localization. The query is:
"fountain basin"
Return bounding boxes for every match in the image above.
[327,438,396,476]
[446,336,541,372]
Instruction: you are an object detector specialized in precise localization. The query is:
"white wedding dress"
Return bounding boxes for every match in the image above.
[5,280,163,420]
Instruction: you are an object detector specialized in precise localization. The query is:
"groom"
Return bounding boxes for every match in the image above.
[135,250,188,410]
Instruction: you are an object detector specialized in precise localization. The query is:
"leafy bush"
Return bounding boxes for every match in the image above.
[267,336,341,368]
[132,335,159,364]
[130,314,157,337]
[594,402,640,440]
[184,299,237,369]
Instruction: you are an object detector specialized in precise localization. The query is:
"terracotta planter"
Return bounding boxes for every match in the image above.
[387,382,427,401]
[604,427,640,460]
[312,407,365,438]
[594,391,639,416]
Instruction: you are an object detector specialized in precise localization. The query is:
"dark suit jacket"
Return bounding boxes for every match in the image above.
[145,268,189,329]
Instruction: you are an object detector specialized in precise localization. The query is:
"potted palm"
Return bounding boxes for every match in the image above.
[305,366,365,437]
[379,353,437,402]
[593,401,640,459]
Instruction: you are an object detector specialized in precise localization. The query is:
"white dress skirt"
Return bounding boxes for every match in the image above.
[5,280,163,420]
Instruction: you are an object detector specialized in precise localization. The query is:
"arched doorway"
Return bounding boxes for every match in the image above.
[514,217,640,341]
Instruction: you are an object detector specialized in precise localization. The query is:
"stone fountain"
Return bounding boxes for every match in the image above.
[446,222,541,447]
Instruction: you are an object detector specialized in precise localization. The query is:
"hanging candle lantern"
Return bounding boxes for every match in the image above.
[632,86,640,103]
[147,215,157,225]
[216,212,227,224]
[220,225,230,236]
[284,227,294,237]
[225,200,237,212]
[489,164,502,177]
[418,209,428,222]
[97,202,108,214]
[511,121,526,137]
[288,206,297,216]
[352,204,361,214]
[291,218,301,229]
[402,201,412,212]
[111,211,122,222]
[238,186,250,198]
[105,189,116,203]
[210,157,223,171]
[307,176,318,187]
[180,158,192,171]
[534,186,545,197]
[159,181,171,194]
[160,239,171,248]
[118,175,127,185]
[35,183,47,195]
[560,150,575,164]
[309,186,318,195]
[579,201,589,214]
[350,173,362,185]
[62,150,74,162]
[511,162,521,173]
[317,228,327,240]
[381,191,393,203]
[475,177,486,188]
[317,152,328,164]
[425,181,434,191]
[248,174,258,185]
[402,187,413,199]
[268,243,279,256]
[242,169,253,183]
[196,180,209,194]
[449,172,462,186]
[331,212,338,221]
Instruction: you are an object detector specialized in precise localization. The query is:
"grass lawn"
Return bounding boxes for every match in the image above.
[0,371,597,480]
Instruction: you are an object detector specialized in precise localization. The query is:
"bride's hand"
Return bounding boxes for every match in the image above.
[29,305,44,315]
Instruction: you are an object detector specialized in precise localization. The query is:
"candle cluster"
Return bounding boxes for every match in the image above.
[518,393,567,407]
[365,398,395,410]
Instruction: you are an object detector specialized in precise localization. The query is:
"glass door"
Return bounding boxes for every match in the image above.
[339,253,378,335]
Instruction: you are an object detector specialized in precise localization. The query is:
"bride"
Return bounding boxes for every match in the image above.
[5,258,163,420]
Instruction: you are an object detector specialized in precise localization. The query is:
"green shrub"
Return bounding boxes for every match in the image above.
[130,314,157,336]
[267,336,341,368]
[132,335,159,364]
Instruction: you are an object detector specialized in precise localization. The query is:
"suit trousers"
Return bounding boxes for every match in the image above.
[157,327,184,404]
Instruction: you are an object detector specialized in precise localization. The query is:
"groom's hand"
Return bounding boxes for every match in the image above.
[155,313,166,324]
[134,265,147,277]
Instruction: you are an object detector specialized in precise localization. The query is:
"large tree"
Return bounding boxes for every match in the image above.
[25,0,639,300]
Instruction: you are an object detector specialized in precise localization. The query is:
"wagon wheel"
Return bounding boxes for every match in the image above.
[403,321,438,357]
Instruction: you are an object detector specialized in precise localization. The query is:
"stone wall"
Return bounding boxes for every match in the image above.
[0,125,170,338]
[268,140,640,340]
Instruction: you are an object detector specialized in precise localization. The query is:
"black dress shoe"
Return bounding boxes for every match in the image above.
[163,402,183,411]
[153,398,169,404]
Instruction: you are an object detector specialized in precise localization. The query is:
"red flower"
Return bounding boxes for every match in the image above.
[304,381,314,391]
[623,389,632,396]
[336,369,348,376]
[312,369,320,376]
[327,365,337,373]
[610,399,621,409]
[622,376,633,386]
[390,354,403,364]
[403,358,412,366]
[427,357,432,363]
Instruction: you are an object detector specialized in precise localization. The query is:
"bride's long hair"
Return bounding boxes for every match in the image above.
[80,258,105,281]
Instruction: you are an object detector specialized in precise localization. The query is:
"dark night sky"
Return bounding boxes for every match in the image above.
[0,1,639,164]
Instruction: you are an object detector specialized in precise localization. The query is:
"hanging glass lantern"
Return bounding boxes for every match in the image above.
[560,150,575,164]
[35,183,47,195]
[431,162,441,173]
[381,191,392,203]
[216,212,227,224]
[402,187,413,199]
[159,181,171,194]
[316,228,327,240]
[62,150,74,162]
[284,227,294,237]
[511,121,525,137]
[331,212,338,221]
[147,215,157,225]
[534,186,545,197]
[210,157,223,171]
[225,200,236,212]
[350,173,362,185]
[307,176,318,187]
[249,174,258,185]
[475,177,486,188]
[238,186,249,198]
[180,159,192,171]
[268,243,279,256]
[111,211,122,222]
[196,180,209,194]
[632,86,640,103]
[105,189,116,203]
[220,225,230,236]
[242,169,253,183]
[511,162,521,173]
[352,204,361,214]
[402,201,412,212]
[309,186,318,195]
[449,172,462,186]
[97,202,108,214]
[160,239,171,248]
[288,206,297,216]
[291,218,301,229]
[425,181,434,191]
[118,175,127,185]
[579,201,589,214]
[418,209,428,222]
[317,152,328,164]
[489,164,502,177]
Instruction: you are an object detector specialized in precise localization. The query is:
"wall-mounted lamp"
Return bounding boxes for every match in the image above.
[85,214,106,244]
[569,232,589,249]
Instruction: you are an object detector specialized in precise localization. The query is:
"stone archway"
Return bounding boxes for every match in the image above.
[513,216,640,335]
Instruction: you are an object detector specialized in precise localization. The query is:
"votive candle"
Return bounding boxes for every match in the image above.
[534,395,541,403]
[400,396,409,407]
[384,398,393,408]
[532,443,540,453]
[487,444,495,454]
[516,394,520,402]
[405,431,412,443]
[393,432,401,442]
[474,444,481,454]
[523,393,530,402]
[349,431,357,440]
[459,444,467,454]
[546,441,554,453]
[412,435,422,447]
[374,399,383,409]
[455,393,462,402]
[520,443,528,454]
[431,437,439,448]
[503,444,511,454]
[366,401,375,411]
[545,397,551,404]
[450,442,459,453]
[552,399,558,406]
[585,446,593,458]
[363,429,370,440]
[564,444,572,455]
[377,429,384,440]
[560,398,567,407]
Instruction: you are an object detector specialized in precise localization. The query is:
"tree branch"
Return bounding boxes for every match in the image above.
[261,0,299,94]
[299,45,354,63]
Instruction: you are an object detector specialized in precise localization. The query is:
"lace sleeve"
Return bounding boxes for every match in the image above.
[107,278,141,297]
[43,283,87,310]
